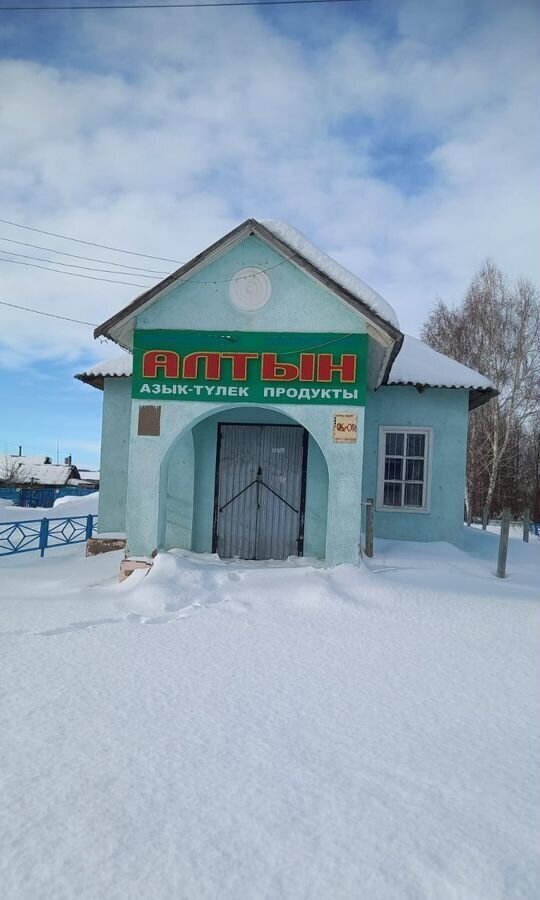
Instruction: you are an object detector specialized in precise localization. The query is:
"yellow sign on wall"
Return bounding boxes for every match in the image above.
[333,412,358,443]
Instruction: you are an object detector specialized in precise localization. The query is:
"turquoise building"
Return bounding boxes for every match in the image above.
[76,219,495,567]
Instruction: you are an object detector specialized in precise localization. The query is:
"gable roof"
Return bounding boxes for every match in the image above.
[1,458,80,486]
[22,464,80,486]
[94,218,402,351]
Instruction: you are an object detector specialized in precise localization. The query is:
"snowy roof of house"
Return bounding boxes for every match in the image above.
[10,454,51,466]
[75,337,496,408]
[2,460,80,486]
[75,354,133,389]
[78,470,100,482]
[93,218,402,350]
[388,335,496,409]
[260,220,399,329]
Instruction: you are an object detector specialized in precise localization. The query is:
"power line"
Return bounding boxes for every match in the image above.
[0,299,97,327]
[0,260,296,331]
[0,247,291,286]
[0,218,297,283]
[0,0,365,10]
[0,248,158,278]
[0,217,182,264]
[188,257,289,283]
[0,255,148,287]
[0,236,169,275]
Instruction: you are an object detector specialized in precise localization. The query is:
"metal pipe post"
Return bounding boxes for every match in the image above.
[365,498,374,558]
[496,507,511,579]
[39,517,49,558]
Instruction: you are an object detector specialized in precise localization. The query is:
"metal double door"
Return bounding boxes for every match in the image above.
[213,424,308,560]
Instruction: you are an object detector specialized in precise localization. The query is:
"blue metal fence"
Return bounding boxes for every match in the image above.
[0,515,97,557]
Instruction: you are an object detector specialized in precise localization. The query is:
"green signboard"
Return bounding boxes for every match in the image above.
[132,330,367,406]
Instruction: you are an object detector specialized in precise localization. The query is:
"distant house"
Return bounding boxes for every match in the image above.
[0,454,85,507]
[0,455,81,489]
[76,470,100,489]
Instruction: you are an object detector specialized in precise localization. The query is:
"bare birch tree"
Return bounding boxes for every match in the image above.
[0,455,29,486]
[422,261,540,519]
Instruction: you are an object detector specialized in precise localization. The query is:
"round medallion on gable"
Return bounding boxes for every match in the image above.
[229,267,272,312]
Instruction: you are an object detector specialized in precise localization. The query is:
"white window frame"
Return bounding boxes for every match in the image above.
[376,426,433,514]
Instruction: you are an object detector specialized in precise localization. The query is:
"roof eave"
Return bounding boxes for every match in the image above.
[379,332,404,387]
[468,386,499,411]
[74,372,104,390]
[74,371,132,391]
[93,218,257,343]
[249,221,402,344]
[384,380,498,410]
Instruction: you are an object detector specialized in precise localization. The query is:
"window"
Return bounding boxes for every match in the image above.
[376,427,432,513]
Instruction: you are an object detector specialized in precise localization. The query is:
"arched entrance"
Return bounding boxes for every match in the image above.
[162,405,329,560]
[212,421,307,560]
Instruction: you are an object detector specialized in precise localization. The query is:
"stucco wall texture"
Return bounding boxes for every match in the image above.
[134,235,368,338]
[98,377,131,535]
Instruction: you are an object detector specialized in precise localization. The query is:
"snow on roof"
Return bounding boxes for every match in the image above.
[75,336,495,404]
[10,454,51,466]
[78,355,133,379]
[75,354,132,389]
[389,335,495,390]
[2,461,76,486]
[261,219,400,330]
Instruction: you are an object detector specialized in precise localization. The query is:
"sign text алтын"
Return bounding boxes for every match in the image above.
[132,331,367,406]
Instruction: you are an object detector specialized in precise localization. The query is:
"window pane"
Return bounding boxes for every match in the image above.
[385,432,404,456]
[405,458,424,482]
[384,482,402,506]
[404,482,424,507]
[407,433,425,458]
[385,457,403,480]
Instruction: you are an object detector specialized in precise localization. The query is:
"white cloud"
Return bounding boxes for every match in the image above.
[0,0,538,363]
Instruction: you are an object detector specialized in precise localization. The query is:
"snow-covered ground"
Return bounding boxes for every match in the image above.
[0,530,538,900]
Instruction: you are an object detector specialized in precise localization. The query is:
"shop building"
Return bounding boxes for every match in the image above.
[76,219,495,566]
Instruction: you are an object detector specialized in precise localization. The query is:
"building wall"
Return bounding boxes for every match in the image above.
[125,399,364,565]
[99,380,470,554]
[120,233,374,564]
[164,429,194,552]
[97,377,132,534]
[362,385,469,546]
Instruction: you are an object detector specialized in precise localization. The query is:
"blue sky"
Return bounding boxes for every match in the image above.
[0,0,539,469]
